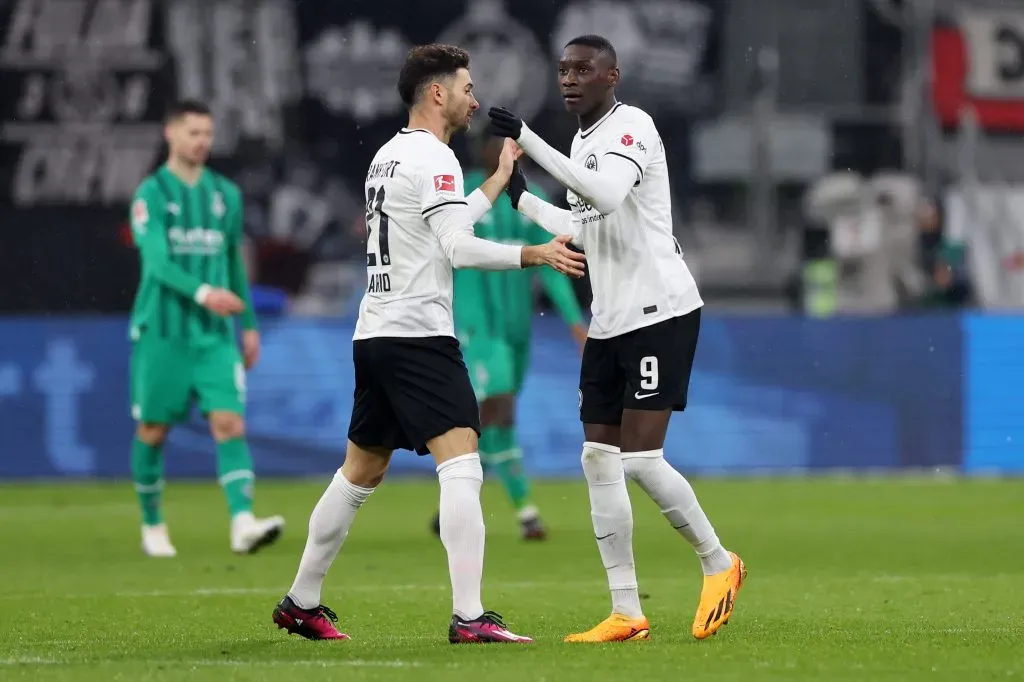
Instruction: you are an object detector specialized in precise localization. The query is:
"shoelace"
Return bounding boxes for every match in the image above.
[317,605,339,623]
[479,611,507,628]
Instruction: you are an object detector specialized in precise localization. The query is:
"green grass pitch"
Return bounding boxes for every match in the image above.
[0,477,1021,681]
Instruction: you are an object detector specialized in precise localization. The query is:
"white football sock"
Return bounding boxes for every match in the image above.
[437,453,486,621]
[581,442,643,619]
[288,470,374,609]
[622,450,733,575]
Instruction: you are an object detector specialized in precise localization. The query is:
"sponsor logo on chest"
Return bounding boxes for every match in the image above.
[167,227,224,255]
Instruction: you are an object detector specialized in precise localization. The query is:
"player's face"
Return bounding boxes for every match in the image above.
[558,45,618,117]
[444,68,479,132]
[166,113,213,166]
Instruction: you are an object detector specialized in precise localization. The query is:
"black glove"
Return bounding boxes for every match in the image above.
[506,161,528,210]
[488,107,522,139]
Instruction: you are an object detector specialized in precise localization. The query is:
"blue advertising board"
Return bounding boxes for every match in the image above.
[0,312,996,479]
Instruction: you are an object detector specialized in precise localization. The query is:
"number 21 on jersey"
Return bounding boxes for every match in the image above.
[365,186,392,293]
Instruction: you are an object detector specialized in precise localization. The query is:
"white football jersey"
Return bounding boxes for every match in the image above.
[353,128,469,340]
[569,103,703,339]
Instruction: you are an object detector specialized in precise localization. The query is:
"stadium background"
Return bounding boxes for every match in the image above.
[1,0,1023,480]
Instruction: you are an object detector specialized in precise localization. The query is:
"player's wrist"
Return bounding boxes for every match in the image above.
[520,245,538,268]
[194,284,212,305]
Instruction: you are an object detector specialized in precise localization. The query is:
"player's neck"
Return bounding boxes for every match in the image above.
[578,98,618,132]
[165,158,204,186]
[406,110,451,144]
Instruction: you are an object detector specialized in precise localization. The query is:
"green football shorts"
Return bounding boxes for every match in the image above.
[130,337,245,424]
[459,332,530,401]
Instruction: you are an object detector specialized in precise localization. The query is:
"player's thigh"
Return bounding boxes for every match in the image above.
[347,339,408,454]
[130,339,193,424]
[193,343,246,417]
[461,333,515,401]
[579,336,625,427]
[381,337,481,459]
[620,310,701,415]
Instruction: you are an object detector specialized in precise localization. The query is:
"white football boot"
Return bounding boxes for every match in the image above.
[141,523,178,557]
[230,512,285,554]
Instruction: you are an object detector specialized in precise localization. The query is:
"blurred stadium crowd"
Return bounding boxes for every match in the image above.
[0,0,1020,318]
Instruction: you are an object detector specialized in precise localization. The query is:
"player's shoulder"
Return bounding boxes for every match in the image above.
[205,169,241,198]
[134,173,166,200]
[611,103,658,134]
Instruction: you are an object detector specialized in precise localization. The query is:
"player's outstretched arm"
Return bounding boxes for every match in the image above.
[518,192,582,245]
[465,139,522,222]
[429,205,584,277]
[488,108,637,216]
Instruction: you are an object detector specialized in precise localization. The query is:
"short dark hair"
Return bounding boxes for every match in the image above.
[564,34,617,64]
[397,44,470,108]
[165,99,212,123]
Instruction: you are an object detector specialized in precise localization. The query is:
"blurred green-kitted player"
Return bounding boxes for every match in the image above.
[432,136,588,540]
[128,99,284,557]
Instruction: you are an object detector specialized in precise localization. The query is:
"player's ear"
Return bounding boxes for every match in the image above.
[607,67,621,88]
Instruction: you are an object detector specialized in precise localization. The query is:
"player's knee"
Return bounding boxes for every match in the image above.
[581,441,623,484]
[209,412,245,442]
[620,449,665,481]
[341,442,391,488]
[426,427,479,462]
[136,423,170,446]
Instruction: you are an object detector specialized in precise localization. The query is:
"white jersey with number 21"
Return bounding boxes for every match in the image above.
[354,128,471,341]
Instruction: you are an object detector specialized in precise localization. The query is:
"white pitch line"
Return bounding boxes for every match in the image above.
[0,657,59,665]
[0,580,607,602]
[181,659,421,668]
[0,658,420,668]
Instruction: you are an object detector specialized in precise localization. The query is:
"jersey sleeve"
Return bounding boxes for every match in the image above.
[131,180,208,302]
[422,151,523,270]
[224,181,257,331]
[516,121,639,216]
[601,112,660,184]
[420,151,469,219]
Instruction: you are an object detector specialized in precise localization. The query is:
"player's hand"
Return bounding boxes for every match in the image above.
[570,323,588,354]
[203,288,245,316]
[488,107,523,140]
[522,235,586,278]
[506,160,528,210]
[496,138,522,179]
[242,330,261,370]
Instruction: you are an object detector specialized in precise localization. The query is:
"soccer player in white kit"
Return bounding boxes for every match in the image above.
[271,44,585,644]
[488,35,747,643]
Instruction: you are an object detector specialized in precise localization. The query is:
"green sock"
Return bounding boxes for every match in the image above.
[216,438,255,517]
[131,438,164,526]
[480,426,534,517]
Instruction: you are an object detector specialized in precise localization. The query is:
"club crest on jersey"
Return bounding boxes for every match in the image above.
[433,174,456,194]
[621,134,634,146]
[212,192,226,218]
[585,154,598,171]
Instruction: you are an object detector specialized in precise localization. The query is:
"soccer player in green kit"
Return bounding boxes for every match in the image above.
[431,134,588,540]
[129,100,284,557]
